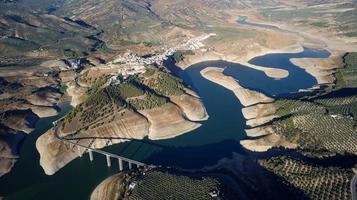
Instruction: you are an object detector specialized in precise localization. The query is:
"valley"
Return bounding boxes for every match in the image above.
[0,0,356,199]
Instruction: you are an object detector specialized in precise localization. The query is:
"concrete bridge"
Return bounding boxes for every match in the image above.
[52,122,147,171]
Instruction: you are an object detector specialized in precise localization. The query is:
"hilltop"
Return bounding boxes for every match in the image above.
[0,0,106,176]
[0,0,357,199]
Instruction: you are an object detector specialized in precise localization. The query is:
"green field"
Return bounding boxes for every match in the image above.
[259,7,318,21]
[310,21,329,28]
[338,52,357,88]
[143,72,185,96]
[62,68,188,131]
[128,170,225,200]
[259,3,357,38]
[259,156,354,200]
[273,90,357,156]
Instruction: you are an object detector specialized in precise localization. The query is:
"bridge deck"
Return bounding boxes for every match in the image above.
[53,124,145,166]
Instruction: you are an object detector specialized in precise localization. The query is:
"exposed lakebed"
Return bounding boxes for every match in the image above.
[0,46,331,199]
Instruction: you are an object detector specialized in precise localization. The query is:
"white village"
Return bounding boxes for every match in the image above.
[103,33,216,83]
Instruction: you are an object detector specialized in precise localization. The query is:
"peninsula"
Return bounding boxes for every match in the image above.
[1,1,357,200]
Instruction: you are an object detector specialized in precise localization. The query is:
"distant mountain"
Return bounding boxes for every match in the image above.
[0,2,100,59]
[0,0,292,51]
[52,0,167,49]
[3,0,353,54]
[49,0,245,49]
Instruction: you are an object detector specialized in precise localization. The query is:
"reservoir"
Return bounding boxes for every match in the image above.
[0,46,330,199]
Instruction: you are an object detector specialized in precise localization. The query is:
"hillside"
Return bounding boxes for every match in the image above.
[54,0,178,50]
[36,66,208,175]
[259,156,355,200]
[257,1,357,38]
[91,168,241,200]
[0,0,108,176]
[50,0,289,51]
[1,0,357,199]
[240,52,357,157]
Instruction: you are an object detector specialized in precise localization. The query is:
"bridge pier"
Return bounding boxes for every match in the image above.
[54,132,147,170]
[118,158,123,171]
[106,155,111,167]
[88,149,93,162]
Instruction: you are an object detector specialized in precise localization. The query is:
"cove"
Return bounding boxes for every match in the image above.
[237,17,298,36]
[0,46,330,199]
[237,17,282,31]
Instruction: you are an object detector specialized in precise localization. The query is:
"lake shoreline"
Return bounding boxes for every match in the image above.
[176,43,304,79]
[199,67,293,152]
[0,46,333,199]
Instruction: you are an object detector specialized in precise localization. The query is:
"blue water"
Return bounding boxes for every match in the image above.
[237,18,295,35]
[240,47,330,94]
[0,45,330,199]
[133,47,329,167]
[237,18,281,31]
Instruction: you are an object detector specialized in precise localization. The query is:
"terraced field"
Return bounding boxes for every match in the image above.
[273,90,357,156]
[61,68,187,133]
[339,52,357,88]
[128,170,226,200]
[259,2,357,38]
[259,156,354,200]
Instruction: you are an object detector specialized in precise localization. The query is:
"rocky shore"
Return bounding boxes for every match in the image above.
[139,103,201,140]
[200,67,294,152]
[200,67,274,107]
[0,140,17,177]
[177,50,292,79]
[176,26,304,80]
[230,13,357,89]
[36,91,208,175]
[0,90,62,177]
[170,93,209,121]
[290,56,340,85]
[91,173,127,200]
